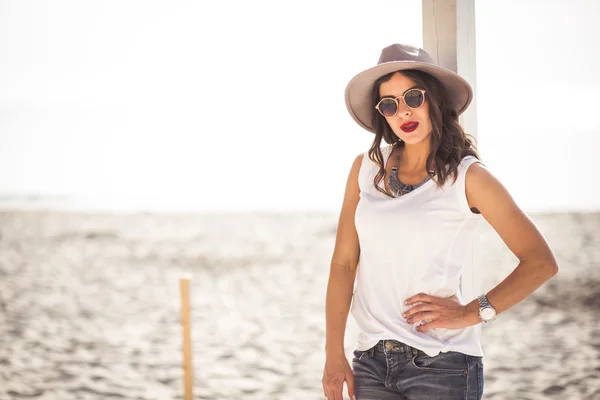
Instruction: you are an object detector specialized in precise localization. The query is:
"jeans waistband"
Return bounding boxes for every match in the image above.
[371,339,419,359]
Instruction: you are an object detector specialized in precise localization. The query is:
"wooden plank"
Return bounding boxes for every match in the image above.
[180,276,194,400]
[422,0,481,312]
[422,0,477,140]
[422,0,458,71]
[456,0,478,142]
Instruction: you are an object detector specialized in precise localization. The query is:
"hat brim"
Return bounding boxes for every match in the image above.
[344,61,473,133]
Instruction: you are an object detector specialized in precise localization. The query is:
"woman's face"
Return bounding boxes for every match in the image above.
[378,71,432,145]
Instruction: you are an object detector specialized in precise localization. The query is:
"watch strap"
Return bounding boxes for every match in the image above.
[477,294,491,308]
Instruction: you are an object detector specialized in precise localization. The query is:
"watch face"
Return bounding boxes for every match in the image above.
[481,308,496,320]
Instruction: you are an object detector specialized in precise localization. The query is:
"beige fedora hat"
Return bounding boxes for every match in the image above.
[344,43,473,133]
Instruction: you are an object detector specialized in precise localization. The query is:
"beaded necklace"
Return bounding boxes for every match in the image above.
[388,149,435,198]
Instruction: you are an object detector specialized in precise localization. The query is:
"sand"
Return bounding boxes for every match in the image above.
[0,211,598,399]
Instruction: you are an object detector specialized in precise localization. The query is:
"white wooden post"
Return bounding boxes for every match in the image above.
[422,0,481,319]
[422,0,477,140]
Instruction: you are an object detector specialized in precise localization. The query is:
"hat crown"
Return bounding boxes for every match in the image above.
[377,44,434,65]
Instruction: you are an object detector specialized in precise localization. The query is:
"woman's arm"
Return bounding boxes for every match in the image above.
[324,153,363,356]
[460,162,559,324]
[404,162,559,330]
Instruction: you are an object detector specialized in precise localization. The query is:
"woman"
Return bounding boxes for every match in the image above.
[322,44,559,400]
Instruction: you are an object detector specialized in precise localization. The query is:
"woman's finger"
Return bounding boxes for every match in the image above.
[417,319,442,332]
[405,293,437,305]
[328,386,342,400]
[324,381,343,400]
[346,370,356,400]
[403,303,441,319]
[408,311,438,324]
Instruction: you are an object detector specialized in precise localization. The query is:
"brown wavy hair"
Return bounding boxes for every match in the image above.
[368,69,481,197]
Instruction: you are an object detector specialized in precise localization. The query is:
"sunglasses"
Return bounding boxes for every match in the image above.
[375,88,427,117]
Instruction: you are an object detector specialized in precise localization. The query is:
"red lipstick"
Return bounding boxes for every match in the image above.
[401,121,419,133]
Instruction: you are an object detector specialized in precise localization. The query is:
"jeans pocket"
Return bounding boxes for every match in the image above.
[353,348,372,362]
[410,349,468,374]
[352,350,366,362]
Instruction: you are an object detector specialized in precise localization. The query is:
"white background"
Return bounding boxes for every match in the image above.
[1,0,599,212]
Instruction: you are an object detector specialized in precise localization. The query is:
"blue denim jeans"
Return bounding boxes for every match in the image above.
[352,339,484,400]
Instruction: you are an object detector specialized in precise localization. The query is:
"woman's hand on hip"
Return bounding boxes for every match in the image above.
[403,293,474,332]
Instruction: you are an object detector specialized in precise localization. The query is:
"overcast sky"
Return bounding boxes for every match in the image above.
[1,0,599,212]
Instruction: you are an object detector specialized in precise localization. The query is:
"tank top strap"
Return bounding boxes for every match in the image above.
[455,155,484,214]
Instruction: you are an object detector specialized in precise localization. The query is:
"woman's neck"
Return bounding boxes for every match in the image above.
[397,143,431,172]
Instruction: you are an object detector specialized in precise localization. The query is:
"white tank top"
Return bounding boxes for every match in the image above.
[351,145,484,357]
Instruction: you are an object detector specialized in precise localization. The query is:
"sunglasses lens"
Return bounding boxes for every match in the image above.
[377,99,397,117]
[404,90,424,108]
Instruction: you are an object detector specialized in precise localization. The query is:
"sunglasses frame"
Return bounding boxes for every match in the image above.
[375,88,427,118]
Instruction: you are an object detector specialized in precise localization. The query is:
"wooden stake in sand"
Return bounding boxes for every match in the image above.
[180,276,193,400]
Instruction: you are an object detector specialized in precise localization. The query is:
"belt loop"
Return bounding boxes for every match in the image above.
[403,343,411,360]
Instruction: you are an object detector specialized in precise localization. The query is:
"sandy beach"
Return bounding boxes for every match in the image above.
[0,211,598,399]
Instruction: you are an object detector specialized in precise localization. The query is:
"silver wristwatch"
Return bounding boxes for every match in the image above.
[477,294,497,323]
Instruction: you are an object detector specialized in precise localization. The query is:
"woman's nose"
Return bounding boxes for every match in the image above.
[398,108,411,118]
[396,101,411,117]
